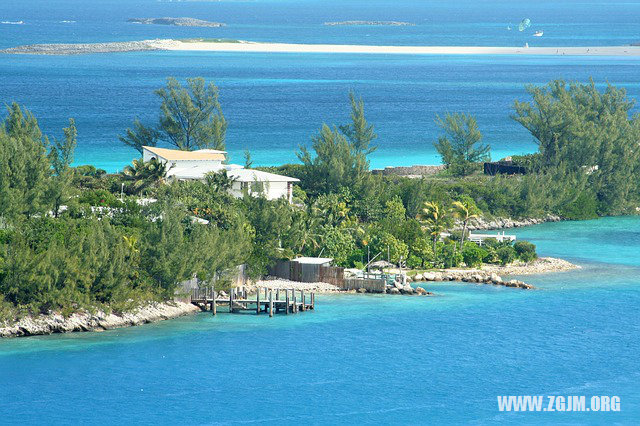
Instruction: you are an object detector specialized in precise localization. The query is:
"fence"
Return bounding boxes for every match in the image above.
[270,260,345,287]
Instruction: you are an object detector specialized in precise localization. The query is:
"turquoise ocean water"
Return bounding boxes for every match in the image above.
[2,1,640,423]
[1,218,640,424]
[2,0,640,171]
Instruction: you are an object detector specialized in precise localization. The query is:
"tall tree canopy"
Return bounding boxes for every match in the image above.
[338,91,378,155]
[433,112,490,176]
[0,104,52,219]
[120,77,227,154]
[513,80,640,213]
[297,92,376,196]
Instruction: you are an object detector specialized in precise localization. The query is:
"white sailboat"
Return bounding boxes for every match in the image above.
[533,30,544,37]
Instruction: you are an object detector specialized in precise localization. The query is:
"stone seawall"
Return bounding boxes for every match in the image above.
[371,165,446,177]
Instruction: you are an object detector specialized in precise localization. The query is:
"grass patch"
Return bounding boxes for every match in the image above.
[179,38,242,44]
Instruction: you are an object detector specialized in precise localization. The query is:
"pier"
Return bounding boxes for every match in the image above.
[190,287,315,317]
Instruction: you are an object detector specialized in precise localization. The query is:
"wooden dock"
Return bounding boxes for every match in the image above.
[190,287,315,317]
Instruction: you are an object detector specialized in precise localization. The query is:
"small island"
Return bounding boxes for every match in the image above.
[324,20,415,26]
[128,17,225,27]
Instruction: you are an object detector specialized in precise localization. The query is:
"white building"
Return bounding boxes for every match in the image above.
[141,146,299,203]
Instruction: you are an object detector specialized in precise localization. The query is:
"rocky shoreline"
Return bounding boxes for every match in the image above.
[464,214,563,231]
[0,301,200,338]
[1,40,170,55]
[128,17,225,27]
[406,257,579,290]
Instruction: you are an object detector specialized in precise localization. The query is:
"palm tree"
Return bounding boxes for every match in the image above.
[121,157,167,194]
[291,204,323,255]
[418,201,451,266]
[452,198,480,252]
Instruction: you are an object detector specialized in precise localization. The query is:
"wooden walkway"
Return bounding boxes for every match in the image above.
[191,287,315,317]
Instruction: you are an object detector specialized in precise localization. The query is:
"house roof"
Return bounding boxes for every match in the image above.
[227,168,300,183]
[143,146,226,161]
[291,257,333,265]
[165,163,300,183]
[166,164,224,180]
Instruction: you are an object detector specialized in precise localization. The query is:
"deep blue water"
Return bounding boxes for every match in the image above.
[2,0,640,171]
[1,217,640,424]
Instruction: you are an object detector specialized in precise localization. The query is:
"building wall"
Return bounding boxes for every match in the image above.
[229,181,289,201]
[142,150,222,169]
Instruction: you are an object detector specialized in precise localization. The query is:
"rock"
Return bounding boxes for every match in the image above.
[389,287,401,295]
[490,273,502,284]
[414,287,428,295]
[414,273,424,281]
[401,285,414,294]
[423,272,437,281]
[357,288,367,294]
[0,302,200,338]
[394,281,404,290]
[432,272,443,281]
[128,17,226,27]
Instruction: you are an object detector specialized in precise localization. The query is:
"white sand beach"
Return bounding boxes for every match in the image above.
[5,39,640,56]
[155,39,640,57]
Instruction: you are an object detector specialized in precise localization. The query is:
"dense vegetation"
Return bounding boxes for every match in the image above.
[1,78,638,321]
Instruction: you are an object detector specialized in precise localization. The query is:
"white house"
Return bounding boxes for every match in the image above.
[141,146,299,203]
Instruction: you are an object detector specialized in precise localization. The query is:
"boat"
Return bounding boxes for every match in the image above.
[533,30,544,37]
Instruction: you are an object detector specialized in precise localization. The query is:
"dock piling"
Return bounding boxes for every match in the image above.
[268,289,274,317]
[285,289,290,315]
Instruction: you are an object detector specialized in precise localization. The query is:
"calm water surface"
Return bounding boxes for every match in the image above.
[2,0,640,170]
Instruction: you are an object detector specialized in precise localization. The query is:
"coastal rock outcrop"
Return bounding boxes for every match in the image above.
[409,268,539,290]
[128,17,225,27]
[462,214,563,231]
[1,40,170,55]
[0,301,200,338]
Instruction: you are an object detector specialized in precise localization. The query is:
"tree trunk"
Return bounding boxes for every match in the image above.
[459,220,468,252]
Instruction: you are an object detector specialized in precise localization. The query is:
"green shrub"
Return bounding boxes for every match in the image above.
[482,237,500,249]
[560,192,598,220]
[441,243,463,268]
[514,240,537,263]
[462,242,487,267]
[406,254,422,269]
[496,246,517,265]
[78,189,124,208]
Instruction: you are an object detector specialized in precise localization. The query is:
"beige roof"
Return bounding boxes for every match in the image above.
[143,146,226,161]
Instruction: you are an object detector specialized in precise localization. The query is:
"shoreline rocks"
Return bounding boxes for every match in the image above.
[1,40,169,55]
[480,257,578,275]
[407,269,535,289]
[128,17,225,27]
[405,257,579,289]
[463,214,563,231]
[0,301,200,338]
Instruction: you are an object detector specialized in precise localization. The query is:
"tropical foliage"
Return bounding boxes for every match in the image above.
[4,77,638,322]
